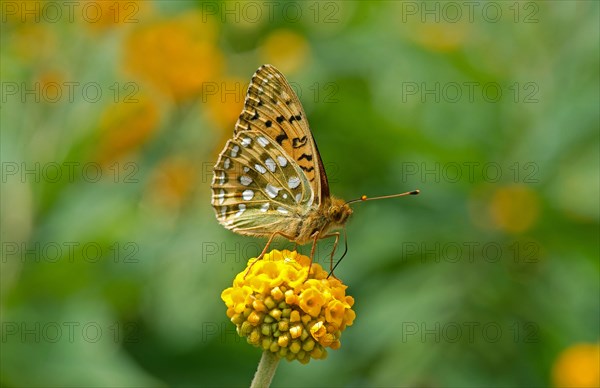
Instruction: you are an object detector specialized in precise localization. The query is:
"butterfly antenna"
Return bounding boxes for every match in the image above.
[345,189,420,205]
[328,228,348,278]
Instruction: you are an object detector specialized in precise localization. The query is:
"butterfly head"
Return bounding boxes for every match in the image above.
[327,197,353,227]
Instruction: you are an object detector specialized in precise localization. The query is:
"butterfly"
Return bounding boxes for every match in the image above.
[211,64,418,273]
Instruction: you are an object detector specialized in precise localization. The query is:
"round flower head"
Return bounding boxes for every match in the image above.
[222,250,356,364]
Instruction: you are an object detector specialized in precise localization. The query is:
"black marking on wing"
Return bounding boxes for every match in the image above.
[276,132,288,145]
[300,166,315,173]
[288,114,302,123]
[231,64,330,207]
[299,154,313,161]
[292,136,308,148]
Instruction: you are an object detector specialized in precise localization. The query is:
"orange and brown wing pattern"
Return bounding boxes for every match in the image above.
[233,64,330,206]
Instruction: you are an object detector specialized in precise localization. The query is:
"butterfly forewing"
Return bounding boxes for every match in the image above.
[233,64,330,205]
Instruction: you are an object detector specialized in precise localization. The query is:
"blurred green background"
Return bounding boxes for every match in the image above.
[1,1,599,387]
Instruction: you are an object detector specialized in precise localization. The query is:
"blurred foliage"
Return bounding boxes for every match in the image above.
[1,1,599,387]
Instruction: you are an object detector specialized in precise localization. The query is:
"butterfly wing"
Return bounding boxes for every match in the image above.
[211,131,314,237]
[233,64,330,206]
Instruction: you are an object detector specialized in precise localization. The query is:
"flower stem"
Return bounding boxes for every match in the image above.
[250,351,280,388]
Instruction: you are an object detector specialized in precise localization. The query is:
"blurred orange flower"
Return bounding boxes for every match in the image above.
[394,2,470,53]
[1,0,44,24]
[489,184,540,233]
[96,94,160,164]
[83,0,149,31]
[123,11,223,102]
[260,29,310,74]
[409,21,469,52]
[203,77,246,153]
[5,24,57,64]
[146,157,197,210]
[553,343,600,387]
[36,70,66,101]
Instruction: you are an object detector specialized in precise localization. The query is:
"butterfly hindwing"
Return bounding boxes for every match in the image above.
[212,131,313,236]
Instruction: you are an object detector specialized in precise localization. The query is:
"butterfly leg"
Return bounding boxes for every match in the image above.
[317,232,341,280]
[244,231,295,279]
[305,232,341,281]
[306,231,322,281]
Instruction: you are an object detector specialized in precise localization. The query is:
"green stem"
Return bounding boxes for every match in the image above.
[250,351,280,388]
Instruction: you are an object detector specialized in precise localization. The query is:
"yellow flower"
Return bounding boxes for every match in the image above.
[310,321,326,340]
[325,300,346,328]
[283,266,308,290]
[552,343,600,387]
[221,250,356,363]
[299,287,326,318]
[343,308,356,327]
[221,285,253,315]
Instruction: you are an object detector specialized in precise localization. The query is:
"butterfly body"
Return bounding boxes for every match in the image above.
[294,196,352,245]
[211,64,350,250]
